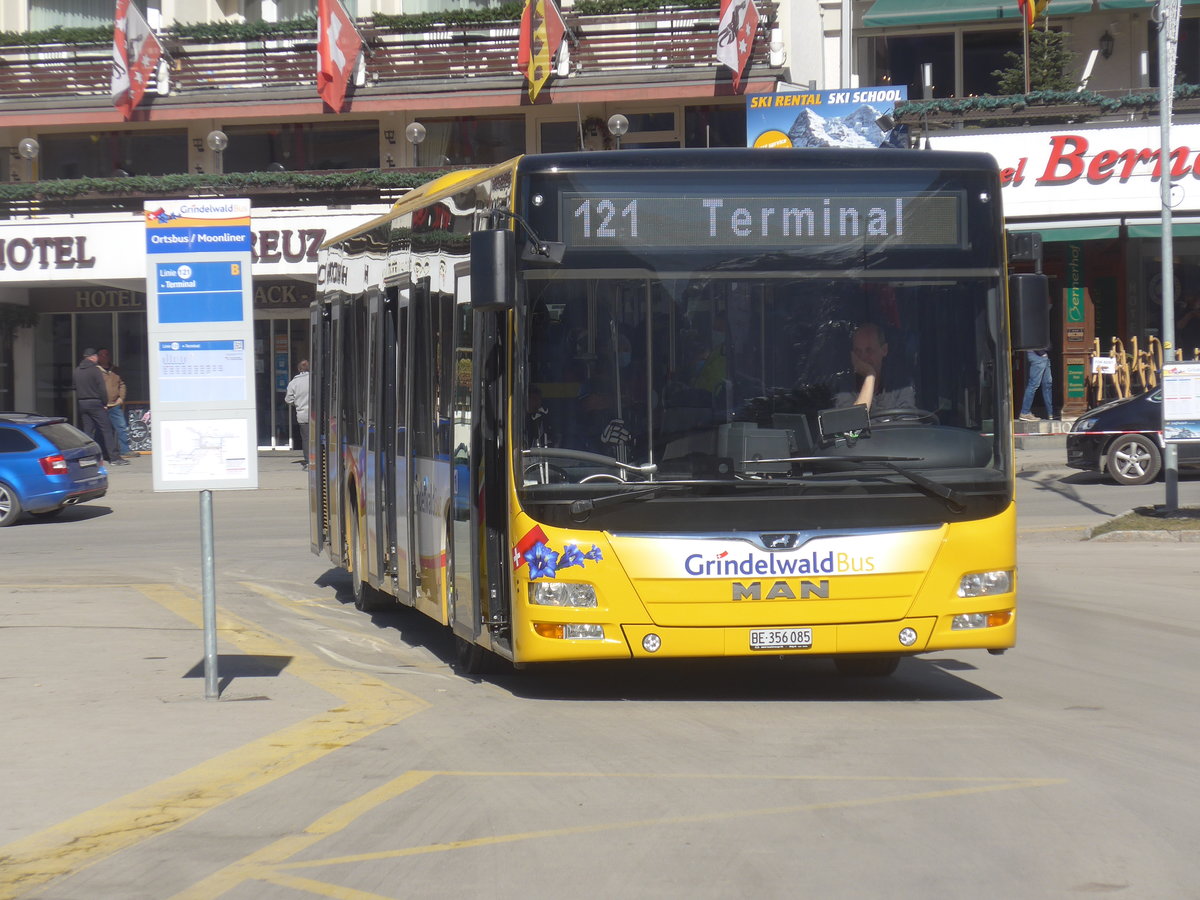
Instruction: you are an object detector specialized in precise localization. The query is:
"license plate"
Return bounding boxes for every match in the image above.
[749,628,812,650]
[79,458,97,467]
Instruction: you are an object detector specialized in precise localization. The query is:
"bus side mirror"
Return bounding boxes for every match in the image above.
[470,228,514,311]
[1010,273,1050,351]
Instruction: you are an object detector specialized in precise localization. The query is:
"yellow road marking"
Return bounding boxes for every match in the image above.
[0,584,429,900]
[173,771,1064,898]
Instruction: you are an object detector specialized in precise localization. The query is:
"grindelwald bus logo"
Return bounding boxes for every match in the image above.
[761,533,798,550]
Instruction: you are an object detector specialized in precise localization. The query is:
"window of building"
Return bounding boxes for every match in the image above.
[864,28,1022,98]
[684,105,746,148]
[29,0,110,29]
[1147,17,1200,87]
[416,116,524,166]
[39,131,187,180]
[222,122,379,172]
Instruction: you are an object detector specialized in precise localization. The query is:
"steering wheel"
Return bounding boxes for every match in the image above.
[580,472,628,483]
[523,463,570,485]
[869,407,938,425]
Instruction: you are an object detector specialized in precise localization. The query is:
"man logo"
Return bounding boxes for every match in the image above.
[762,533,797,550]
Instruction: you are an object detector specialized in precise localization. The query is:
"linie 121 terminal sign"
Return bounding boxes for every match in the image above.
[144,199,258,491]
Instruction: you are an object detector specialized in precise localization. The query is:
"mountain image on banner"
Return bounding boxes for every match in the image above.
[786,106,887,149]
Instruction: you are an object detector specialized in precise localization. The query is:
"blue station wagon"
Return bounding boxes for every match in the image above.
[0,413,108,526]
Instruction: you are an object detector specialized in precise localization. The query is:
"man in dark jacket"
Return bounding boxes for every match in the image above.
[73,348,128,465]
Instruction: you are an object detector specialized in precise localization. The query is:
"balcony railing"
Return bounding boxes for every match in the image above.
[0,5,777,103]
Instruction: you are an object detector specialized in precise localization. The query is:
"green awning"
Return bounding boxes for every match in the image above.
[1098,0,1199,9]
[863,0,1092,27]
[1127,223,1200,238]
[1008,225,1120,242]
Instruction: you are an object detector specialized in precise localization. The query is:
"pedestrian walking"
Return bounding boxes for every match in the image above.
[1018,348,1054,421]
[284,360,310,469]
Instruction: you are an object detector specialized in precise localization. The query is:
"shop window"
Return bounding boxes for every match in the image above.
[222,122,379,172]
[962,30,1023,95]
[540,120,586,153]
[685,105,746,148]
[39,130,187,179]
[1147,17,1200,87]
[417,116,524,166]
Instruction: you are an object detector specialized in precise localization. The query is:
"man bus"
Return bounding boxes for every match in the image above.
[310,148,1048,676]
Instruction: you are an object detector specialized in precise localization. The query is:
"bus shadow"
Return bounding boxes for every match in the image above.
[485,656,1002,703]
[315,570,1001,702]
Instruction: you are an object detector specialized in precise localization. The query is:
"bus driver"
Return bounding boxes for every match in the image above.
[833,322,915,413]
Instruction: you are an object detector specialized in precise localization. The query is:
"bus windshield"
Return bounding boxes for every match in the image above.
[519,270,1007,524]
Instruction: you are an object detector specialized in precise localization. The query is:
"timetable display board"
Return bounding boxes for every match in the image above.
[145,199,258,491]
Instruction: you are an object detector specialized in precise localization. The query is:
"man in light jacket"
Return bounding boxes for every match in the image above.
[284,360,310,469]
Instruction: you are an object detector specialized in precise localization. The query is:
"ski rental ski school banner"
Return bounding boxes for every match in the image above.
[746,86,908,150]
[144,199,258,491]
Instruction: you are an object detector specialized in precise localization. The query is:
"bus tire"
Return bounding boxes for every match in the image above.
[348,509,391,612]
[833,655,901,677]
[454,635,492,675]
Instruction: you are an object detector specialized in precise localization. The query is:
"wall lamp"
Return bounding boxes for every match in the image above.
[1099,30,1114,59]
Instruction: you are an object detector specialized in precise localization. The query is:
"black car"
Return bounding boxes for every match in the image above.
[1067,389,1200,485]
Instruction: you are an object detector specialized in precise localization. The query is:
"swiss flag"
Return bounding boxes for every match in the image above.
[111,0,163,119]
[317,0,363,111]
[512,525,549,570]
[715,0,759,92]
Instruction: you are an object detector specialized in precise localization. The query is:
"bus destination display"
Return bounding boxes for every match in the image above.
[562,193,963,250]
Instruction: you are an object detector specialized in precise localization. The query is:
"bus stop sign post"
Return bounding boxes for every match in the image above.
[143,198,258,701]
[200,490,219,699]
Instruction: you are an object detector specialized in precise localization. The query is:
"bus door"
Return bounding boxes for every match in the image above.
[327,294,349,568]
[363,288,386,589]
[449,300,476,640]
[310,298,329,555]
[390,285,415,605]
[378,286,411,603]
[409,276,451,623]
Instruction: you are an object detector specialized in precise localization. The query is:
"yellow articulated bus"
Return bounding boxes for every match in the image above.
[310,148,1048,676]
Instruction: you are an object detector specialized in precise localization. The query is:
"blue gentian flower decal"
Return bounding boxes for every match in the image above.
[559,544,586,570]
[584,545,603,562]
[525,542,559,579]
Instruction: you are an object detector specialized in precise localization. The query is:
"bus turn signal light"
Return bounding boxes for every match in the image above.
[951,611,1013,630]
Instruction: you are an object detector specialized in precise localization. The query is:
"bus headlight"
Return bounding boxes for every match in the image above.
[957,570,1012,598]
[529,582,598,608]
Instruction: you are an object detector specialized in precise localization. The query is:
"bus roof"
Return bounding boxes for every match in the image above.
[321,156,523,250]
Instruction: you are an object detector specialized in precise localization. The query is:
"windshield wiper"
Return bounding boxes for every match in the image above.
[523,447,657,478]
[756,455,967,513]
[568,483,693,521]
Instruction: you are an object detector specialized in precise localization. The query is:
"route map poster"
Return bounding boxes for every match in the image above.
[1163,360,1200,443]
[144,199,258,490]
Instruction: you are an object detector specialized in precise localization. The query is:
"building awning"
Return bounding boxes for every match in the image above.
[863,0,1092,28]
[1097,0,1199,9]
[1127,223,1200,238]
[1008,223,1120,242]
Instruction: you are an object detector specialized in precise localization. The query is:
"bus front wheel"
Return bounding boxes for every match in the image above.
[833,655,901,677]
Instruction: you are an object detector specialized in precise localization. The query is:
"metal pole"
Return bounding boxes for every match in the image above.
[200,489,220,699]
[1158,0,1181,511]
[840,0,853,87]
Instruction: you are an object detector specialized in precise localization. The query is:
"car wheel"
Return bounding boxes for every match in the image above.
[833,655,901,677]
[0,482,22,527]
[1106,434,1161,485]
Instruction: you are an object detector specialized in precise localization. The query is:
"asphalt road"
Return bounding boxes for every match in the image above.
[1,452,1198,899]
